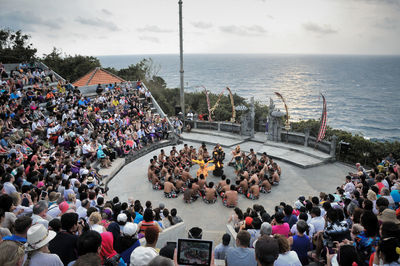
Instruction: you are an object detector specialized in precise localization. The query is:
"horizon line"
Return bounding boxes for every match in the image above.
[95,52,400,57]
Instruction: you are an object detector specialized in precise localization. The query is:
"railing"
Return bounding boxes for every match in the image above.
[36,61,66,83]
[280,130,336,156]
[185,120,242,135]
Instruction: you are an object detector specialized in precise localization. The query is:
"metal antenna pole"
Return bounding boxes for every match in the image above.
[178,0,185,117]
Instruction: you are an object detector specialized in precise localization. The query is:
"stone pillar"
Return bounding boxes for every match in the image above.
[218,122,221,132]
[194,121,197,129]
[304,128,310,147]
[330,135,337,158]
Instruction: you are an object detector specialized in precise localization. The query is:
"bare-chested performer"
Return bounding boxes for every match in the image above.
[181,167,193,184]
[269,168,280,185]
[223,185,238,207]
[183,183,198,203]
[217,175,227,194]
[238,176,249,195]
[219,179,231,197]
[164,177,177,198]
[260,178,271,193]
[246,180,260,200]
[203,182,217,204]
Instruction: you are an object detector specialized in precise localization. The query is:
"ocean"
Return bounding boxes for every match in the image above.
[98,54,400,142]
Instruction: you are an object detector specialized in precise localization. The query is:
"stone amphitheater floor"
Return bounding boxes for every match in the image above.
[108,141,353,243]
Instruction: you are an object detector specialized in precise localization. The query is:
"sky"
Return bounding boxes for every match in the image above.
[1,0,400,56]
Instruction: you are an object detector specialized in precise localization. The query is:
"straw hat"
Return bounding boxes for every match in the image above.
[25,224,56,251]
[379,209,400,225]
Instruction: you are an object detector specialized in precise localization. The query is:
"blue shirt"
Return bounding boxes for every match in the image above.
[226,247,257,266]
[134,212,143,224]
[214,243,230,260]
[3,235,27,243]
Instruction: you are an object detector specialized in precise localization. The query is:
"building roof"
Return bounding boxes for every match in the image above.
[72,67,126,87]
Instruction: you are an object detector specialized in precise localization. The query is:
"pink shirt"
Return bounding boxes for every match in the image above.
[272,223,290,237]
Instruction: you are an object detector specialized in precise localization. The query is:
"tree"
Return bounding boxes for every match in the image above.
[0,28,37,63]
[41,47,101,82]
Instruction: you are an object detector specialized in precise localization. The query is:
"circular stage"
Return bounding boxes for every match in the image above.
[108,142,352,233]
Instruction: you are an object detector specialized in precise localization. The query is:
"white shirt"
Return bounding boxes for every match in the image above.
[76,206,87,219]
[309,216,325,233]
[3,182,17,194]
[274,251,302,266]
[47,204,61,218]
[82,143,92,154]
[31,214,49,229]
[291,223,315,238]
[344,182,355,193]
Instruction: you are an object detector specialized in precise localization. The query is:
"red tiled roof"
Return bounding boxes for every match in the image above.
[72,67,126,87]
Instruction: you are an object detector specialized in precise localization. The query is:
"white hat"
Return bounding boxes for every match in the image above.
[123,222,138,236]
[25,224,56,251]
[130,246,158,266]
[117,213,127,223]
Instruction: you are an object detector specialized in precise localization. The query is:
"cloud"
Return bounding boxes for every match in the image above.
[191,21,213,29]
[75,17,120,31]
[373,17,399,30]
[0,11,64,31]
[302,22,338,35]
[219,25,267,36]
[266,14,274,19]
[137,25,174,33]
[138,35,160,43]
[352,0,400,6]
[101,9,112,15]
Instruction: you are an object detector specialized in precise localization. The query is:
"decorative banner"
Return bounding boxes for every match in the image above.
[204,87,236,122]
[203,88,212,121]
[225,87,236,122]
[317,94,327,142]
[274,92,290,130]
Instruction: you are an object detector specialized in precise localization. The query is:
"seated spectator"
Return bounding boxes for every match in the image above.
[89,212,105,233]
[226,230,257,266]
[23,224,63,266]
[161,209,174,229]
[274,234,301,266]
[288,220,311,265]
[170,208,182,225]
[137,208,163,235]
[31,200,49,229]
[0,239,25,266]
[118,222,140,265]
[3,216,32,244]
[100,231,126,265]
[49,213,79,265]
[214,233,231,260]
[354,210,380,265]
[74,253,102,266]
[130,225,159,266]
[283,205,298,228]
[271,212,290,238]
[255,235,280,266]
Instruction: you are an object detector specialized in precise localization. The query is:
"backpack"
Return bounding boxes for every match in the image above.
[103,254,121,266]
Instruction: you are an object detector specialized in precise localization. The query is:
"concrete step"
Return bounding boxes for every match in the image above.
[180,131,246,148]
[99,158,126,184]
[181,131,330,169]
[188,128,247,140]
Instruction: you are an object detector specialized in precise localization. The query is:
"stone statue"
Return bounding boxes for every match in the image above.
[269,97,275,116]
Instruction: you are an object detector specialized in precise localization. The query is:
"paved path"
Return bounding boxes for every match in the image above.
[108,142,353,238]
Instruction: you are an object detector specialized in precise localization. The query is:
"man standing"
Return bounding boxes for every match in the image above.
[226,230,257,266]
